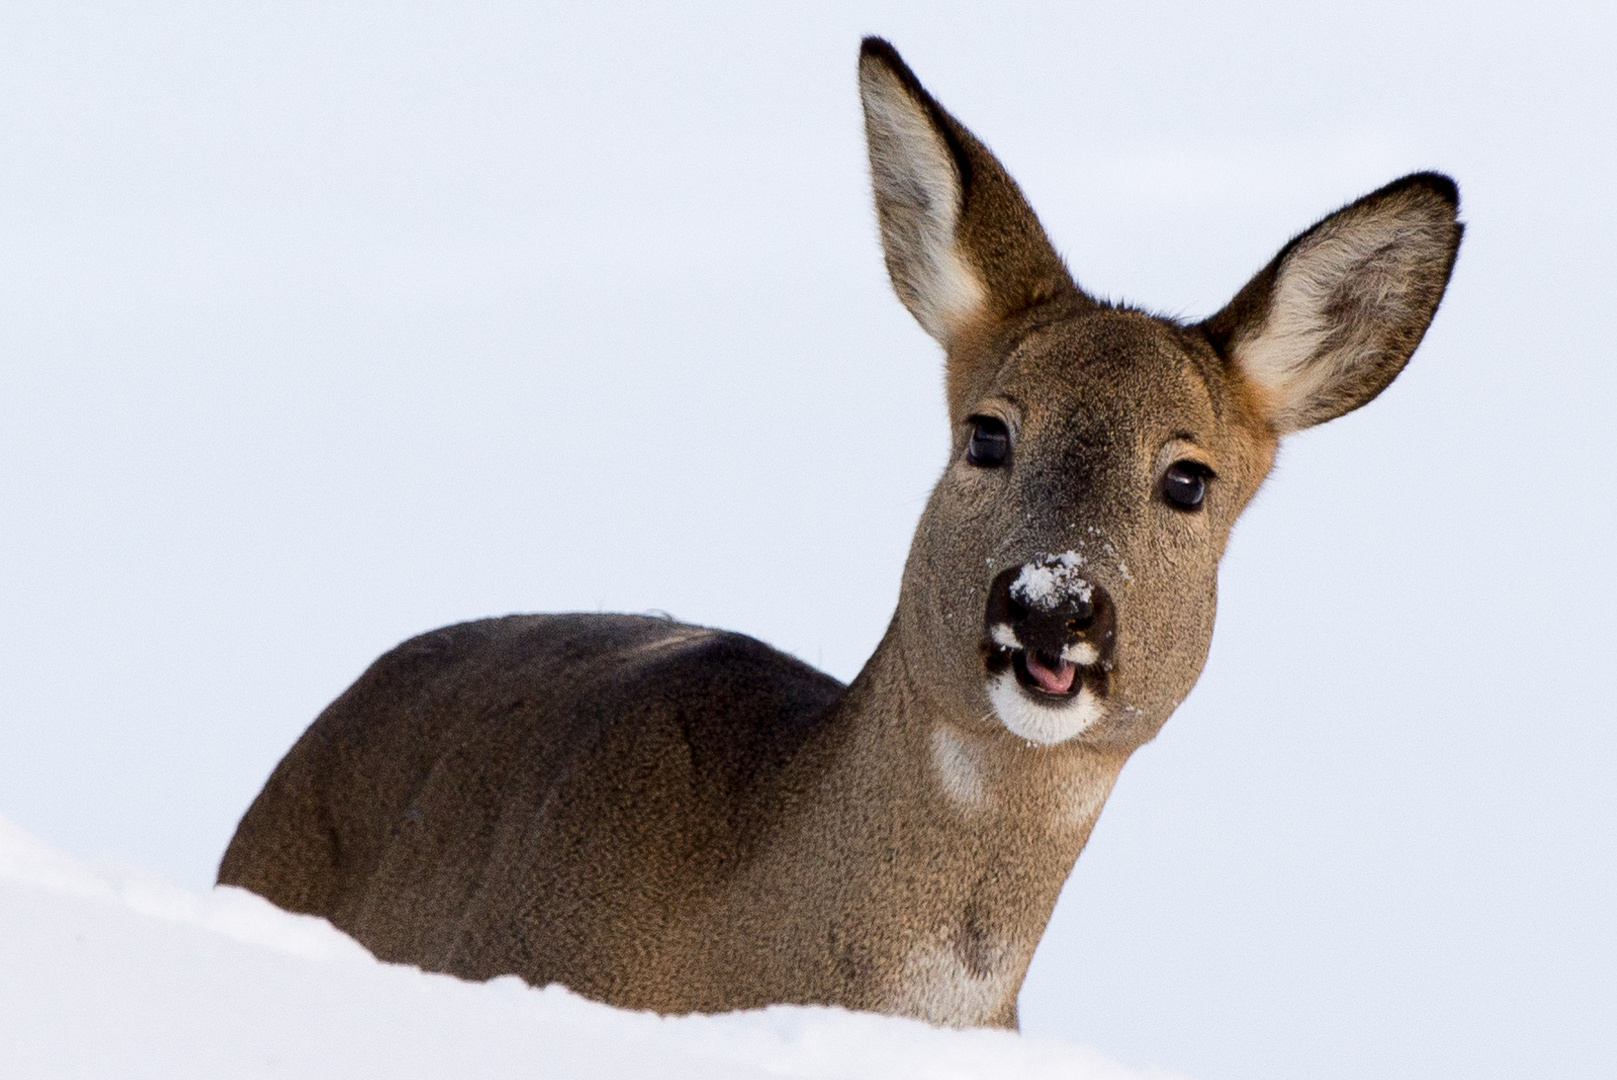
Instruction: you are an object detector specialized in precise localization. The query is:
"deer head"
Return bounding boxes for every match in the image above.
[860,38,1461,755]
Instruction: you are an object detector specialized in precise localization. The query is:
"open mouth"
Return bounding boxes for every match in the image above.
[984,640,1101,704]
[1014,649,1079,697]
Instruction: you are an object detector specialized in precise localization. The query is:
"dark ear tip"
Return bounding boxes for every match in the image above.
[860,36,900,62]
[858,36,919,88]
[1390,171,1461,213]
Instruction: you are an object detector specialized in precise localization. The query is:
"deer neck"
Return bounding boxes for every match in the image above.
[746,612,1128,1023]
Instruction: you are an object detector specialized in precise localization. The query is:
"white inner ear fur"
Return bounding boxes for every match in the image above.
[860,63,986,344]
[1233,197,1449,433]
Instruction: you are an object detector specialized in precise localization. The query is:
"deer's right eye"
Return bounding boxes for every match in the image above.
[966,416,1011,467]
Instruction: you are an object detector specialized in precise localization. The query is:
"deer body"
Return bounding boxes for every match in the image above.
[220,39,1462,1029]
[225,612,1109,1025]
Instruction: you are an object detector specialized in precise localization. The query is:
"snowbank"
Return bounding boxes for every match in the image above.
[0,816,1183,1079]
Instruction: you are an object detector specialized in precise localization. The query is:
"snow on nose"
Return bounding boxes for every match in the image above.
[1010,551,1093,611]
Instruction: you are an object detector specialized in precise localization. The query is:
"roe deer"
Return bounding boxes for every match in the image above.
[219,38,1462,1029]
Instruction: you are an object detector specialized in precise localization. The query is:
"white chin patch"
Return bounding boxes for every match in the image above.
[986,673,1104,745]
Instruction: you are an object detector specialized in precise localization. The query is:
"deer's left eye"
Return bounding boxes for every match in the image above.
[1163,461,1213,510]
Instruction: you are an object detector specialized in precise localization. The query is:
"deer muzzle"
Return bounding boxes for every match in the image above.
[983,555,1116,702]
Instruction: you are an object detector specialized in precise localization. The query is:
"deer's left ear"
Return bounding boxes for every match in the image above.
[1202,173,1463,434]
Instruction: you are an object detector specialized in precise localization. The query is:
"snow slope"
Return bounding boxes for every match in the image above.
[0,816,1181,1080]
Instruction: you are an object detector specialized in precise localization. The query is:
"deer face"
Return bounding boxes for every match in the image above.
[902,307,1275,749]
[861,39,1460,749]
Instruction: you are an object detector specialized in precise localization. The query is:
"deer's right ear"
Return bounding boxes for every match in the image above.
[859,39,1078,364]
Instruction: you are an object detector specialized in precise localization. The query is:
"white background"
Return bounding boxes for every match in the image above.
[2,4,1612,1078]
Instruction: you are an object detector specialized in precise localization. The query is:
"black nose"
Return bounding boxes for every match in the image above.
[984,563,1116,665]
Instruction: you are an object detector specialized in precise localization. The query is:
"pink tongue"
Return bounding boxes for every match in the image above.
[1025,652,1077,695]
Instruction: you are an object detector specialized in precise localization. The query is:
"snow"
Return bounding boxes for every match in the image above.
[1012,553,1092,611]
[0,815,1184,1080]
